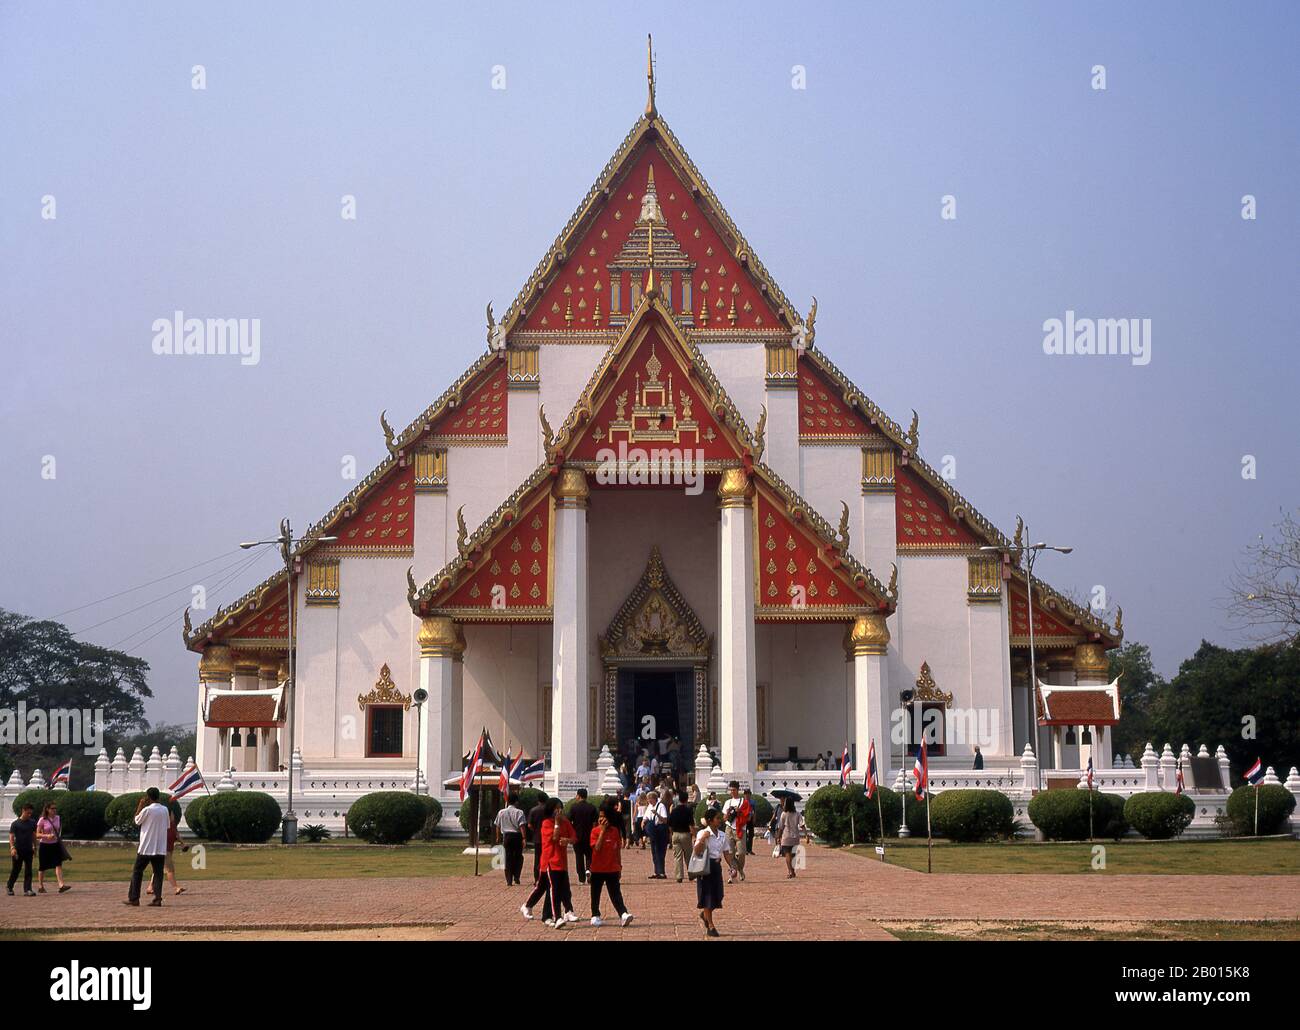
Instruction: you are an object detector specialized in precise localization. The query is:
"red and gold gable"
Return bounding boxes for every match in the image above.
[568,321,742,465]
[219,591,289,642]
[427,365,507,442]
[1009,582,1080,640]
[520,144,783,332]
[895,466,978,548]
[335,463,415,551]
[442,494,551,614]
[798,361,876,440]
[754,488,880,615]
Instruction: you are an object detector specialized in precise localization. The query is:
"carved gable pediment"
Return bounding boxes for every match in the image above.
[599,546,710,661]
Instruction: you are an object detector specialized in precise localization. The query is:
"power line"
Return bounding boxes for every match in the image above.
[49,548,244,619]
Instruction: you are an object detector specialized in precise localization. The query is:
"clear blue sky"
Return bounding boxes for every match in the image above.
[2,2,1297,725]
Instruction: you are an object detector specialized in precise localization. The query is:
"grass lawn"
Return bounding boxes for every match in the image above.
[50,840,479,882]
[885,919,1300,941]
[846,836,1300,875]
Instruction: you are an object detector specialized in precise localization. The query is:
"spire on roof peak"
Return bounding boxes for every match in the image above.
[645,34,657,120]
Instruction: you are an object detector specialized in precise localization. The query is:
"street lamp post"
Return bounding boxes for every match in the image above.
[982,527,1071,794]
[240,519,335,844]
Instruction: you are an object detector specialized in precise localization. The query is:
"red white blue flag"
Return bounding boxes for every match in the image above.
[1175,759,1185,795]
[520,757,545,783]
[1086,756,1094,790]
[865,740,878,800]
[1244,758,1264,785]
[839,744,851,787]
[169,763,206,800]
[912,742,928,801]
[499,749,511,799]
[460,732,486,800]
[51,759,72,787]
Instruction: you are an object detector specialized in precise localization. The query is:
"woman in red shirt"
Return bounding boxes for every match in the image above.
[522,797,576,928]
[588,801,634,928]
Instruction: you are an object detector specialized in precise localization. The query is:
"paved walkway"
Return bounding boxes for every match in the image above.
[3,844,1297,940]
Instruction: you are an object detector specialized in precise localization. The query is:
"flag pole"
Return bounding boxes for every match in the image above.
[924,785,932,874]
[871,740,885,862]
[1088,784,1094,841]
[1254,782,1259,837]
[473,783,481,877]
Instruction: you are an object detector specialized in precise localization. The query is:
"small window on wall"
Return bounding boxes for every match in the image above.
[367,705,403,758]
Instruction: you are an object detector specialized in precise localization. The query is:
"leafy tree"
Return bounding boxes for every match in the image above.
[1109,641,1167,763]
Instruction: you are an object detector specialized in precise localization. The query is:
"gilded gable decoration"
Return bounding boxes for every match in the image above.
[357,663,411,711]
[967,554,1002,604]
[413,446,448,492]
[304,559,340,607]
[913,661,953,708]
[599,546,710,661]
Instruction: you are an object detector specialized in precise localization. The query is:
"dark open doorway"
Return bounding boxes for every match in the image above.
[615,667,694,769]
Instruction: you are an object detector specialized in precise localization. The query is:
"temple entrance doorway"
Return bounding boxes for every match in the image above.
[616,667,693,774]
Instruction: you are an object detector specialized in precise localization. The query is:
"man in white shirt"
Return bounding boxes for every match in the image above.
[125,787,172,907]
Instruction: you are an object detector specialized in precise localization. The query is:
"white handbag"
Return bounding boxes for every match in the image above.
[687,849,709,879]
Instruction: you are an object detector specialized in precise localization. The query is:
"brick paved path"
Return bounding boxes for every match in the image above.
[2,844,1296,940]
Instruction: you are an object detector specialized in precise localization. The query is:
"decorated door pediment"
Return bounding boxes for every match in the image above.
[599,546,710,662]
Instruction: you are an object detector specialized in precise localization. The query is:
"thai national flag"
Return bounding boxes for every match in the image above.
[51,759,72,787]
[1244,758,1264,785]
[912,742,928,801]
[520,758,545,783]
[499,749,511,799]
[839,744,851,787]
[169,764,206,800]
[1086,756,1094,790]
[865,740,878,800]
[1175,760,1185,795]
[460,733,486,800]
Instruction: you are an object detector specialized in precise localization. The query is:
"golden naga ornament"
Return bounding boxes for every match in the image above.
[406,564,419,607]
[753,404,767,459]
[381,410,397,457]
[886,561,899,602]
[357,663,411,710]
[456,505,470,557]
[833,500,850,554]
[539,404,555,453]
[905,409,919,452]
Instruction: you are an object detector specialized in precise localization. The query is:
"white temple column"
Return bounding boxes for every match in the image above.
[717,468,757,778]
[848,613,889,773]
[551,468,590,777]
[195,645,231,773]
[419,616,465,794]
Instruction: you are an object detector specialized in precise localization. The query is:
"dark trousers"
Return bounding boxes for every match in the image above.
[502,833,524,885]
[573,840,593,883]
[650,823,668,876]
[531,840,541,882]
[590,872,627,918]
[8,850,32,893]
[128,853,165,903]
[525,869,573,920]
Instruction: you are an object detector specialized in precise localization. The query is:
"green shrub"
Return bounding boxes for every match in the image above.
[929,789,1014,842]
[1124,791,1195,840]
[299,823,331,843]
[104,792,182,839]
[198,791,281,843]
[455,786,504,840]
[903,790,932,837]
[184,795,211,838]
[1226,784,1296,836]
[801,785,902,845]
[693,793,777,833]
[564,794,608,818]
[412,794,443,839]
[11,790,115,841]
[514,787,549,815]
[346,791,427,844]
[1029,789,1128,840]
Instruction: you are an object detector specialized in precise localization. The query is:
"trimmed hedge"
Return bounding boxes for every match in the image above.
[1029,789,1128,840]
[184,794,211,839]
[196,791,281,843]
[903,790,932,837]
[346,791,428,844]
[11,790,115,841]
[929,789,1015,842]
[1226,784,1296,836]
[802,785,902,846]
[104,792,182,840]
[1123,791,1195,839]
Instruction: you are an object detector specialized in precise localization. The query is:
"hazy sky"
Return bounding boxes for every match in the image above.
[2,2,1297,726]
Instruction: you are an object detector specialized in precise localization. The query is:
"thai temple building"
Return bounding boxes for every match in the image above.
[182,47,1123,804]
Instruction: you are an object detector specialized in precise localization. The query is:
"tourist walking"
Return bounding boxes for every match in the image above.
[493,791,527,886]
[568,789,598,885]
[125,788,170,906]
[35,801,70,894]
[668,789,694,882]
[7,801,36,897]
[521,797,576,927]
[588,802,633,927]
[972,746,984,770]
[692,807,734,937]
[645,788,669,878]
[722,781,748,882]
[146,808,188,897]
[527,793,547,883]
[777,796,803,879]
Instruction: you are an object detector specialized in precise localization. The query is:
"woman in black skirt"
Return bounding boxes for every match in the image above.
[692,807,734,937]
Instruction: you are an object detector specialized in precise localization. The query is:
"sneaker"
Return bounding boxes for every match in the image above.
[563,910,578,923]
[553,918,566,930]
[58,885,71,894]
[590,916,604,927]
[5,887,12,896]
[23,890,36,897]
[520,904,533,921]
[621,912,634,927]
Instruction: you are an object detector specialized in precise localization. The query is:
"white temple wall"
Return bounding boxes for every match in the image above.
[538,343,606,433]
[462,623,547,760]
[763,384,800,485]
[412,490,448,583]
[295,585,338,762]
[757,622,850,763]
[445,443,511,532]
[798,443,866,565]
[699,342,766,432]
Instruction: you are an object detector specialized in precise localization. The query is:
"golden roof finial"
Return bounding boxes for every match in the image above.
[645,34,657,119]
